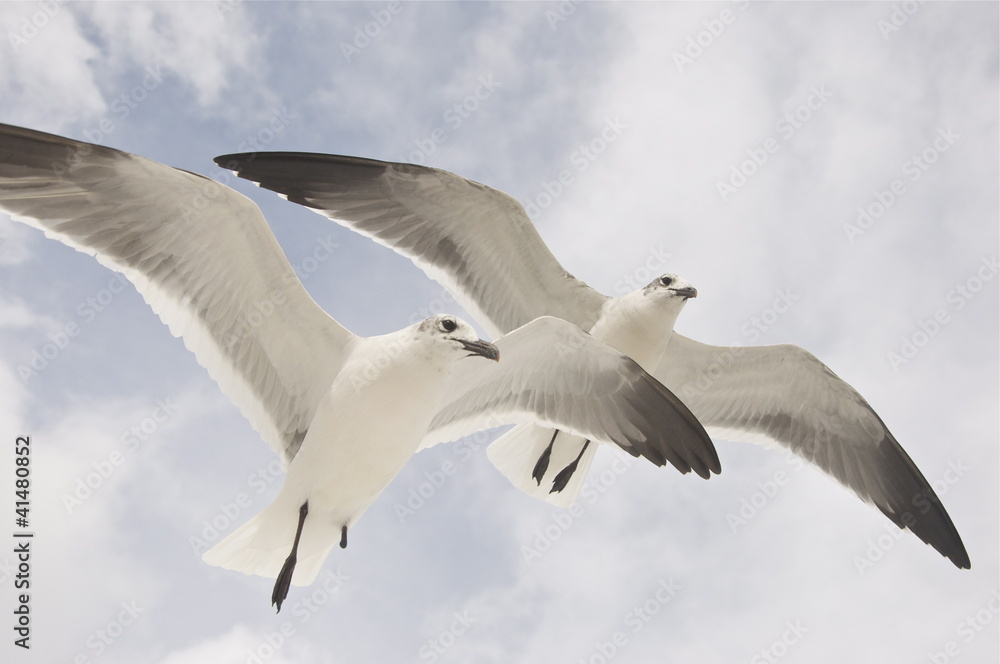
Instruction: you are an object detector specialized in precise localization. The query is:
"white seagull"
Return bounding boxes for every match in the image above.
[0,124,719,611]
[214,151,971,570]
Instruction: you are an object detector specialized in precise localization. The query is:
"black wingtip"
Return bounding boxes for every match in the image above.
[872,436,971,570]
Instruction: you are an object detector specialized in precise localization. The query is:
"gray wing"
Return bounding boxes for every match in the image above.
[0,124,358,463]
[214,152,609,337]
[425,317,721,479]
[654,333,970,568]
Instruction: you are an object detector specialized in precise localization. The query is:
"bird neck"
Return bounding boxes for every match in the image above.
[590,294,683,371]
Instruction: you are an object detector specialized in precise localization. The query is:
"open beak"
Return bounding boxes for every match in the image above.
[457,338,500,362]
[670,286,698,299]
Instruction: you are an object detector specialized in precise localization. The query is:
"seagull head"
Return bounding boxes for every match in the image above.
[643,273,698,301]
[418,314,500,362]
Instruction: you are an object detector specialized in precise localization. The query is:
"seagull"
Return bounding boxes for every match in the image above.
[214,150,971,570]
[0,124,720,611]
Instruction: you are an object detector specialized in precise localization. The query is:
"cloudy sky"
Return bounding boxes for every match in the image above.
[0,2,997,663]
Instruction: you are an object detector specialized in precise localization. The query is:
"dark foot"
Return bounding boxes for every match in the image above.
[271,501,309,613]
[272,553,296,611]
[550,440,591,494]
[340,525,348,549]
[532,430,560,485]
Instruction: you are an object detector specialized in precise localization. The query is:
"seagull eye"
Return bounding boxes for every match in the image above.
[660,276,673,287]
[440,318,457,333]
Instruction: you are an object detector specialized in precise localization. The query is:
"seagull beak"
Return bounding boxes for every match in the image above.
[670,286,698,299]
[457,338,500,362]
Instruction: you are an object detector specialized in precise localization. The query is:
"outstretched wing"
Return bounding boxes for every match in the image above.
[426,317,721,480]
[214,152,608,337]
[0,124,357,462]
[655,333,970,568]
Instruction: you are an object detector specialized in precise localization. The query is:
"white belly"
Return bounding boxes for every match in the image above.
[281,353,448,528]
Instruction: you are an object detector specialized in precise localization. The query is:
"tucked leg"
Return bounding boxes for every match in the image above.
[271,501,309,612]
[532,429,561,485]
[550,440,591,494]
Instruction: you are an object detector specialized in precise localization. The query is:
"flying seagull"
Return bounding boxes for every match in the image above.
[0,124,719,611]
[215,151,971,570]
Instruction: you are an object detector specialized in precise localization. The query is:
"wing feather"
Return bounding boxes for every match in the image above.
[425,317,721,479]
[214,152,608,336]
[654,333,970,568]
[0,124,357,462]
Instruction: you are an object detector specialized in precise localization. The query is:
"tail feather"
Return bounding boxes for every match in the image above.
[202,499,338,587]
[487,424,598,507]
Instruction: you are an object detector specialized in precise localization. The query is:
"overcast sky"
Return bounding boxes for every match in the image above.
[0,2,997,663]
